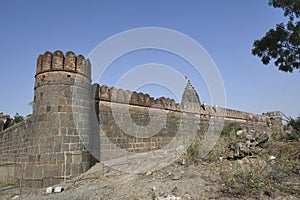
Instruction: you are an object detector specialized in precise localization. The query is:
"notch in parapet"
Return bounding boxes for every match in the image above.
[35,50,91,78]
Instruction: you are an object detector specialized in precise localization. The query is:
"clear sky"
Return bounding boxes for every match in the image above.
[0,0,299,118]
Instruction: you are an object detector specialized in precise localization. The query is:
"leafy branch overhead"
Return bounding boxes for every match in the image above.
[252,0,300,72]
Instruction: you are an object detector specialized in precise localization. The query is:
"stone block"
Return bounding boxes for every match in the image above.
[71,154,82,163]
[43,164,63,177]
[40,153,50,163]
[42,177,63,188]
[33,166,43,179]
[23,165,34,179]
[70,163,81,176]
[22,179,43,188]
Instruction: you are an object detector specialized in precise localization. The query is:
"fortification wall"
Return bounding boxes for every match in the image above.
[95,85,280,159]
[0,51,94,187]
[0,50,283,188]
[0,118,33,185]
[0,118,33,165]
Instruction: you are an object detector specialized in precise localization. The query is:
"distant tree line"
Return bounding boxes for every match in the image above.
[0,112,24,131]
[282,114,300,141]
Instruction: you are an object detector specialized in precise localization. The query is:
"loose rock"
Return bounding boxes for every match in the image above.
[46,187,53,194]
[54,186,64,193]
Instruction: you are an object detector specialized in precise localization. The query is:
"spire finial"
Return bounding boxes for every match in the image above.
[184,75,189,83]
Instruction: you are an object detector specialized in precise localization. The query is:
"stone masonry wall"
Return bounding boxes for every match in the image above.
[0,118,33,185]
[0,50,283,188]
[0,51,94,188]
[96,84,280,161]
[30,51,93,187]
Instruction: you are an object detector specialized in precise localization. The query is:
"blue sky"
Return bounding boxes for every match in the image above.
[0,0,299,118]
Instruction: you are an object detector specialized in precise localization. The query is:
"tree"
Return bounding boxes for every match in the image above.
[13,112,24,124]
[252,0,300,72]
[288,116,300,133]
[282,114,300,141]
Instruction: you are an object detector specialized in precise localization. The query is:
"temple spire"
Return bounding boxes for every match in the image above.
[181,76,201,105]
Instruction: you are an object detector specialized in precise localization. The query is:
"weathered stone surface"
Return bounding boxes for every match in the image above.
[52,50,64,70]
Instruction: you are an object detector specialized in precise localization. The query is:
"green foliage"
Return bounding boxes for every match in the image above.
[221,168,272,197]
[185,122,242,162]
[186,134,201,162]
[283,115,300,141]
[269,0,300,20]
[288,115,300,132]
[278,159,300,175]
[204,122,242,161]
[252,0,300,72]
[13,113,24,124]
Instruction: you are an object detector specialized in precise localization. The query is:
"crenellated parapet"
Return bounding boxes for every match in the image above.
[96,82,281,126]
[97,84,181,110]
[35,50,91,78]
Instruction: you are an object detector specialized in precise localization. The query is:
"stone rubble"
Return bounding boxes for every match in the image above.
[227,129,269,159]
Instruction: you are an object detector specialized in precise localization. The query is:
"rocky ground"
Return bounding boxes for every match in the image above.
[0,126,299,200]
[0,158,299,200]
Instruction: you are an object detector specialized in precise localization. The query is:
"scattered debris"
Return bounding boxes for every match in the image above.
[157,195,181,200]
[146,171,152,176]
[171,172,182,180]
[236,129,246,136]
[152,186,156,191]
[181,158,186,165]
[268,155,276,161]
[175,145,185,154]
[227,130,269,159]
[245,134,254,141]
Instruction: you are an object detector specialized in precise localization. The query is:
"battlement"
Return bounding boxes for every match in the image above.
[97,84,181,111]
[263,111,282,117]
[35,50,91,78]
[96,84,272,122]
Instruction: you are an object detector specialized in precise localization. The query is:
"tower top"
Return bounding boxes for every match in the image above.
[35,50,91,78]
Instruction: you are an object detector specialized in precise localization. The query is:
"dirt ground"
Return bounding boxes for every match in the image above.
[1,124,299,200]
[0,156,299,200]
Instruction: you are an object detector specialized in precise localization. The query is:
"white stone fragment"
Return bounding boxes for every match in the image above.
[245,140,251,147]
[46,187,53,194]
[54,186,64,193]
[246,134,253,141]
[146,171,152,176]
[268,155,276,161]
[175,145,185,153]
[236,130,245,136]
